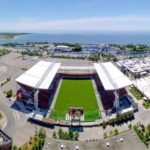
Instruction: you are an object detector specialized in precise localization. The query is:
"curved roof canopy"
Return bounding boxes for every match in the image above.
[16,61,61,89]
[94,62,132,90]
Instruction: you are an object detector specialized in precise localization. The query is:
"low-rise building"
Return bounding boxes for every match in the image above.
[0,130,12,150]
[53,45,71,52]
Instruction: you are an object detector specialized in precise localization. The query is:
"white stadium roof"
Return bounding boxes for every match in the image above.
[16,61,61,89]
[94,62,132,90]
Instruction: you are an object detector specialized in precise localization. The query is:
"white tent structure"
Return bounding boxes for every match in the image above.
[16,61,61,110]
[133,77,150,99]
[94,62,132,111]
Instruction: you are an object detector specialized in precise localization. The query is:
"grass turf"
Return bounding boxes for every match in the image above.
[51,79,100,121]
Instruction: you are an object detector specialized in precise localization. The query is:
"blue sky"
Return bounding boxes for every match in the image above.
[0,0,150,31]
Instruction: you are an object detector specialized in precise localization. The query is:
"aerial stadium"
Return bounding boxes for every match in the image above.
[15,60,137,125]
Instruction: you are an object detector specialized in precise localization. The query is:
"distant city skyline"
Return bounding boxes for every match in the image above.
[0,0,150,31]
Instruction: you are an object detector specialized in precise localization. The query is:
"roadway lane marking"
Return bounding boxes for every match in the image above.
[1,121,7,130]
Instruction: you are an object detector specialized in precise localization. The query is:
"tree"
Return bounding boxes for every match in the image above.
[109,130,113,136]
[7,77,11,82]
[58,128,64,139]
[39,127,46,138]
[41,138,45,146]
[38,144,42,150]
[52,131,57,138]
[104,132,107,138]
[128,124,132,129]
[6,89,12,97]
[147,124,150,134]
[73,131,79,141]
[13,145,18,150]
[88,54,99,61]
[69,130,73,140]
[133,47,137,51]
[34,136,38,142]
[32,145,37,150]
[113,57,118,62]
[73,44,82,52]
[30,136,33,140]
[64,132,70,140]
[0,113,3,119]
[102,120,107,129]
[114,129,119,135]
[38,139,43,150]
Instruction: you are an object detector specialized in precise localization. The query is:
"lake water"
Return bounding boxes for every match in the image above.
[0,31,150,45]
[0,31,150,57]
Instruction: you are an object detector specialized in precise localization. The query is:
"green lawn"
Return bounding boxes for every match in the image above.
[51,79,100,121]
[129,87,143,100]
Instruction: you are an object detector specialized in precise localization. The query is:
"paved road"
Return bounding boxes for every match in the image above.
[0,99,27,137]
[0,62,17,82]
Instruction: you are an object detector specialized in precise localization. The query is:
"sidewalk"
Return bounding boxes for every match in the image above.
[0,111,7,130]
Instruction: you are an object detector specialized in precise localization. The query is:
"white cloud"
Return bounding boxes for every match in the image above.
[1,16,150,31]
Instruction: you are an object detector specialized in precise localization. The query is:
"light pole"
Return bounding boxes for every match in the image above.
[67,141,71,150]
[75,144,79,150]
[47,142,50,150]
[56,140,59,150]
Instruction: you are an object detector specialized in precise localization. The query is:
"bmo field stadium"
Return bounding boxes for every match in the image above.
[16,61,135,123]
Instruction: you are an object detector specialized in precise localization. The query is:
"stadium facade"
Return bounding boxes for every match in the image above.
[16,60,136,116]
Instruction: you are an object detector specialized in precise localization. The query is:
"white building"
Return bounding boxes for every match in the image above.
[54,45,71,52]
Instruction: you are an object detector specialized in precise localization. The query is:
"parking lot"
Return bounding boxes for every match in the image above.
[43,129,147,150]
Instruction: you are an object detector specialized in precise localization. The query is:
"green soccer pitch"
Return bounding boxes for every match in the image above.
[50,78,101,121]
